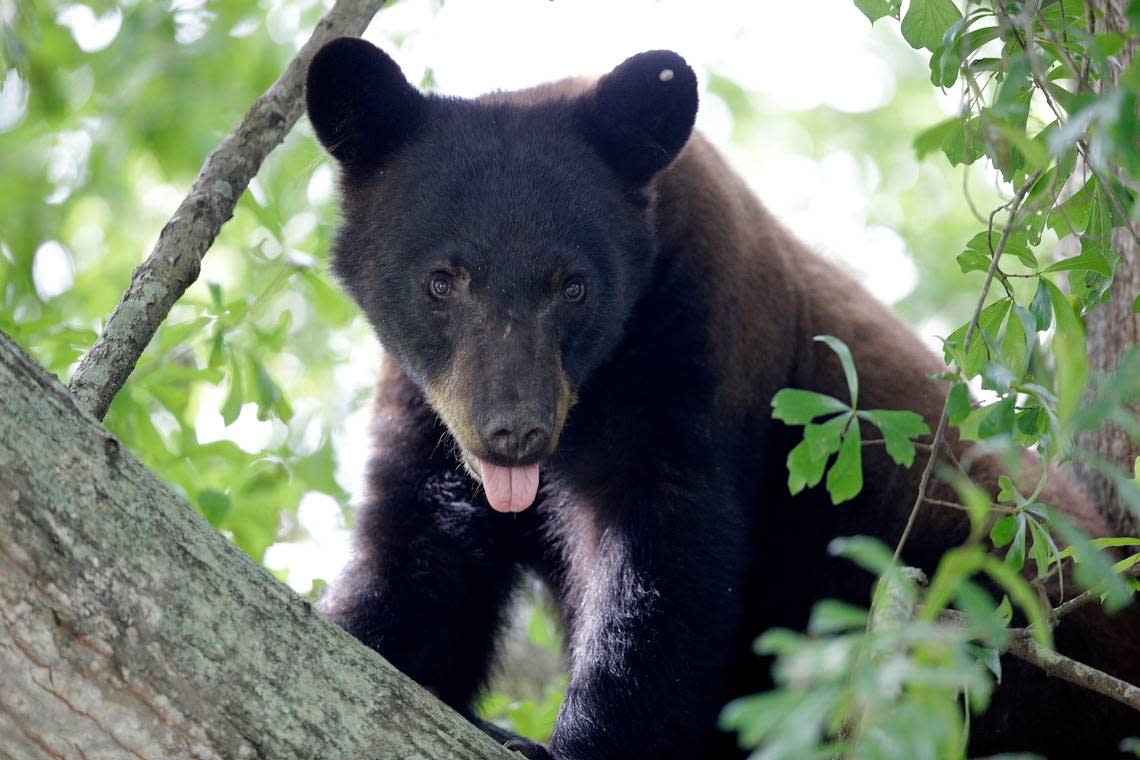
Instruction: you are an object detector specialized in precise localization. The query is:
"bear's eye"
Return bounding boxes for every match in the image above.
[562,277,586,303]
[429,273,455,300]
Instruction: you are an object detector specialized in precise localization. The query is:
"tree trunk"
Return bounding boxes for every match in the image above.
[1074,0,1140,536]
[0,331,509,760]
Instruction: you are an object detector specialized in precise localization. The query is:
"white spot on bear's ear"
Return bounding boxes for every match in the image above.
[659,68,675,82]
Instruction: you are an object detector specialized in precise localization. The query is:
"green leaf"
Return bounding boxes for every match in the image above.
[787,438,828,495]
[983,555,1052,648]
[955,475,994,542]
[787,413,852,496]
[943,299,1012,378]
[807,599,869,634]
[1047,178,1096,238]
[1029,278,1053,331]
[992,121,1051,171]
[961,24,1001,54]
[941,116,986,166]
[997,475,1019,503]
[929,44,962,88]
[829,535,896,574]
[914,117,962,158]
[826,422,863,505]
[995,595,1013,627]
[968,644,1002,682]
[980,361,1017,393]
[1026,515,1055,580]
[1050,512,1134,613]
[901,0,963,51]
[804,414,849,459]
[1002,304,1035,379]
[251,359,292,422]
[990,514,1019,548]
[207,324,226,369]
[921,545,986,618]
[221,355,244,426]
[1045,280,1088,429]
[1043,249,1114,277]
[771,388,849,425]
[1124,57,1140,95]
[853,0,900,23]
[978,395,1016,439]
[157,316,212,351]
[947,382,971,425]
[814,335,859,408]
[956,581,1009,646]
[956,249,990,274]
[858,408,930,467]
[1094,32,1127,57]
[1016,406,1045,437]
[197,489,231,525]
[961,230,1036,270]
[1133,293,1140,313]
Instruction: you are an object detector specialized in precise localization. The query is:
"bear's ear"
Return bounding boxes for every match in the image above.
[305,37,425,168]
[580,50,698,185]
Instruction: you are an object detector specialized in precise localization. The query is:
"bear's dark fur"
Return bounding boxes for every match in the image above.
[305,38,1140,759]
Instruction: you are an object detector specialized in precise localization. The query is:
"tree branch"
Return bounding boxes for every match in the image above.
[1,330,510,758]
[1004,634,1140,713]
[67,0,387,421]
[938,563,1140,718]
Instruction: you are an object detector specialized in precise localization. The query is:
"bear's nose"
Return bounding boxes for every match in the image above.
[481,414,551,463]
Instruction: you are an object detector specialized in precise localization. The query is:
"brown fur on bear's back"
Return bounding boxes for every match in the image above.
[655,131,1117,544]
[652,129,1140,755]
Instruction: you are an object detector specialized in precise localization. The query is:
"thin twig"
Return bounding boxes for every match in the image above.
[67,0,388,420]
[923,496,1018,515]
[1046,564,1140,626]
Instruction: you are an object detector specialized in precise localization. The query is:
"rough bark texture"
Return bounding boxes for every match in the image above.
[1075,0,1140,536]
[67,0,386,422]
[0,331,510,760]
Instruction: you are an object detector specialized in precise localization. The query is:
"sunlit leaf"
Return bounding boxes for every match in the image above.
[858,408,930,467]
[771,388,849,425]
[826,422,863,504]
[900,0,963,52]
[814,335,859,408]
[853,0,901,23]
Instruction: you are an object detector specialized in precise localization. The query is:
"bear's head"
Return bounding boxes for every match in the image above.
[306,38,698,512]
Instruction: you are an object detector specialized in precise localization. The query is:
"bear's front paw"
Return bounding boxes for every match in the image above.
[503,737,554,760]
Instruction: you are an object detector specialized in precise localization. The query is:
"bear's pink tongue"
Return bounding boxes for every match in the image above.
[478,460,540,512]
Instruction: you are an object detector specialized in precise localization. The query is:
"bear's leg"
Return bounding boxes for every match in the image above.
[319,463,522,715]
[543,485,749,760]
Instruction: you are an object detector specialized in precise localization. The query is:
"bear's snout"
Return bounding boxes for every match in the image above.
[476,407,554,465]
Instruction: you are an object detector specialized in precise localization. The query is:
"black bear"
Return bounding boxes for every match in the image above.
[304,37,1140,759]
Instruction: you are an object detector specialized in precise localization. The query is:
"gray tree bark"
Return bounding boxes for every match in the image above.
[0,331,510,760]
[67,0,386,422]
[1075,0,1140,536]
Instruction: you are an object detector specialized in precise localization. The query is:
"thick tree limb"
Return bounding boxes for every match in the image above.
[67,0,387,421]
[0,331,510,759]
